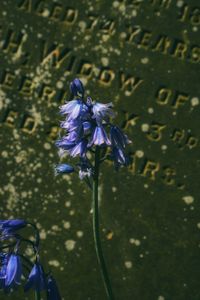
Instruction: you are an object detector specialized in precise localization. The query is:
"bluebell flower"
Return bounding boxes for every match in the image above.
[4,254,22,288]
[0,253,8,289]
[86,96,93,107]
[83,121,92,134]
[68,139,88,157]
[111,147,129,168]
[24,263,47,292]
[79,168,92,180]
[55,164,74,175]
[59,100,88,121]
[0,219,27,234]
[70,78,84,98]
[56,137,75,150]
[78,158,93,180]
[64,125,84,143]
[56,78,132,178]
[89,126,111,146]
[60,119,81,131]
[92,101,115,121]
[110,125,131,150]
[47,275,61,300]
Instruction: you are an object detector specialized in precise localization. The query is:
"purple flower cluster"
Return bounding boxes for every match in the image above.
[55,78,131,179]
[0,219,61,299]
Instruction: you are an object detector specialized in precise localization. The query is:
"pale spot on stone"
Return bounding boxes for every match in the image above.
[67,188,74,196]
[132,10,137,17]
[191,97,199,107]
[112,186,117,193]
[141,124,149,132]
[101,57,109,66]
[69,210,75,216]
[113,1,120,8]
[161,145,167,150]
[21,191,27,198]
[51,225,61,232]
[48,260,60,267]
[2,151,8,158]
[56,81,64,89]
[182,195,194,205]
[40,230,47,240]
[65,240,76,251]
[141,57,149,64]
[125,261,132,269]
[78,21,87,31]
[76,231,84,238]
[193,26,198,32]
[42,9,50,17]
[158,296,165,300]
[63,221,71,229]
[119,3,126,12]
[129,238,141,246]
[148,107,154,114]
[65,201,71,207]
[44,143,51,150]
[176,0,184,7]
[136,150,144,158]
[120,32,127,39]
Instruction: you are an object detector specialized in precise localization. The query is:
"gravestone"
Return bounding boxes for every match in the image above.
[0,0,200,299]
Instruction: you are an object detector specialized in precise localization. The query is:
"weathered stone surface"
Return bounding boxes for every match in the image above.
[0,0,200,299]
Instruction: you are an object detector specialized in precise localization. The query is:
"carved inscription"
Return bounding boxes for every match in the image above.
[14,1,200,65]
[156,87,190,109]
[178,3,200,26]
[121,25,200,64]
[0,0,198,196]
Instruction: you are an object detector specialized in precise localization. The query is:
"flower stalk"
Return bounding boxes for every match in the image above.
[35,290,41,300]
[55,78,132,299]
[93,147,115,300]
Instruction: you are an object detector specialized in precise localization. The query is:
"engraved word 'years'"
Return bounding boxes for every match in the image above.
[121,25,200,64]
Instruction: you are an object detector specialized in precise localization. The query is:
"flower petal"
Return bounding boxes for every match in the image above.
[55,164,74,175]
[70,78,84,98]
[5,255,22,287]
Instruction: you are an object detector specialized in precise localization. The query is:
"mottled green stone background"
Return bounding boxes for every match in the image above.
[0,0,200,299]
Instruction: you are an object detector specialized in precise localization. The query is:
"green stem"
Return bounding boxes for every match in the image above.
[35,290,41,300]
[93,147,115,300]
[27,222,40,248]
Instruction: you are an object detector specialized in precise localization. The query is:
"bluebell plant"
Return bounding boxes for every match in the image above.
[0,219,61,300]
[55,78,131,300]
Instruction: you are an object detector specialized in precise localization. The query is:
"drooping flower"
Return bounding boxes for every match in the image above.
[70,78,84,98]
[0,253,8,290]
[110,125,131,150]
[24,263,47,292]
[4,254,22,289]
[92,102,115,121]
[68,139,88,157]
[60,119,81,131]
[79,169,92,180]
[0,219,27,235]
[78,158,93,180]
[111,147,130,169]
[47,275,61,300]
[59,100,88,121]
[89,126,111,146]
[82,121,92,135]
[55,164,74,175]
[55,137,75,150]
